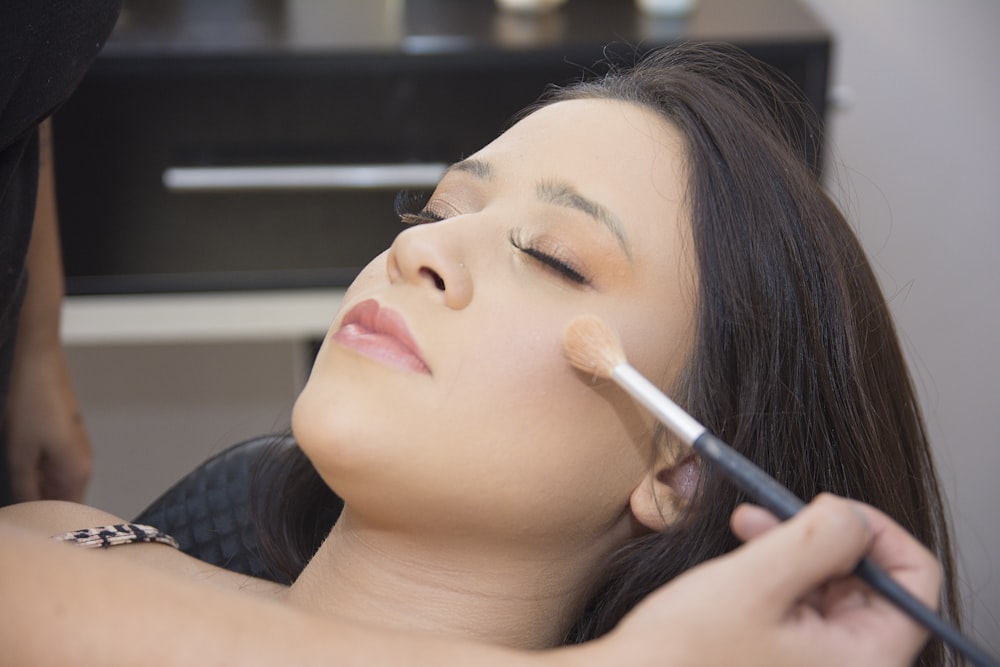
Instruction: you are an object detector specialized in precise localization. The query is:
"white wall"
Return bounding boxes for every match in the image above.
[802,0,1000,651]
[66,289,339,516]
[73,340,305,518]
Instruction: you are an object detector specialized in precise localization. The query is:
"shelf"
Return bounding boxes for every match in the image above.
[62,289,344,345]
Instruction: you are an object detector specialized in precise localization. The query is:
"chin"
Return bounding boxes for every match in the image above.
[291,382,399,490]
[291,387,352,467]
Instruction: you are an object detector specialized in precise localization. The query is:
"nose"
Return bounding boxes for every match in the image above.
[386,222,473,309]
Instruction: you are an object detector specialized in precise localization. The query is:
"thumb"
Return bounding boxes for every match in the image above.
[728,494,872,615]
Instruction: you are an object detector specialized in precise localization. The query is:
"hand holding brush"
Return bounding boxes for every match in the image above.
[563,314,999,667]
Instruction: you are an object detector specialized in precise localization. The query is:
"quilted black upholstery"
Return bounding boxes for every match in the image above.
[133,434,294,581]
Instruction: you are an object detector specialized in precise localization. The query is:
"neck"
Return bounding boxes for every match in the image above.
[284,507,615,649]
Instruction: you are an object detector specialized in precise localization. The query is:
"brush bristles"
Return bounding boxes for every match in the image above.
[562,315,627,379]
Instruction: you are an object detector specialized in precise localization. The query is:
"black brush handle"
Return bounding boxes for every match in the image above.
[692,431,805,520]
[691,431,999,667]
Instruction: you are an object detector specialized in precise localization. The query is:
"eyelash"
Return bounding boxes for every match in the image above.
[394,196,590,286]
[509,230,590,286]
[394,190,441,224]
[398,210,444,225]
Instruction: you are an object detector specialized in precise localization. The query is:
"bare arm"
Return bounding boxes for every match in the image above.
[5,118,92,501]
[0,514,561,667]
[0,500,287,597]
[0,495,940,667]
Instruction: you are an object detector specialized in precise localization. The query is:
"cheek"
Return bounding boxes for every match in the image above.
[610,266,697,389]
[439,324,652,484]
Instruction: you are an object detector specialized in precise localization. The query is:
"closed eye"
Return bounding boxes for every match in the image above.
[509,230,590,286]
[394,194,591,286]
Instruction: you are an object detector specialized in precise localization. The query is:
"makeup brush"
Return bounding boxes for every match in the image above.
[563,314,999,667]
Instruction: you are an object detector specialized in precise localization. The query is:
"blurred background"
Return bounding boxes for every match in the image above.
[806,0,999,654]
[53,0,998,652]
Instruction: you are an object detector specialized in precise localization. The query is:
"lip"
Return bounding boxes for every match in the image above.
[332,299,431,375]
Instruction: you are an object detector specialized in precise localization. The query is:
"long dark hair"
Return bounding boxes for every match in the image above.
[255,43,959,665]
[543,44,959,665]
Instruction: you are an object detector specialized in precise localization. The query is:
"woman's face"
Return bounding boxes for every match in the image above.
[293,98,696,549]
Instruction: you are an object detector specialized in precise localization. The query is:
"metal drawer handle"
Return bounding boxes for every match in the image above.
[162,163,448,192]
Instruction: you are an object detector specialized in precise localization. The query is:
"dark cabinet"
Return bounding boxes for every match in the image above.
[54,0,830,294]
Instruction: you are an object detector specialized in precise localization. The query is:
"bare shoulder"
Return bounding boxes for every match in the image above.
[0,500,288,599]
[0,499,124,534]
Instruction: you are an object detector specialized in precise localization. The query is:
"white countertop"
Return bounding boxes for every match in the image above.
[62,289,345,345]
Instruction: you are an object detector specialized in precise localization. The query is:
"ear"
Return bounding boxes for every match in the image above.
[629,454,699,532]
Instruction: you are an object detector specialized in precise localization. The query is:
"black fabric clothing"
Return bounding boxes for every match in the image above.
[0,0,122,505]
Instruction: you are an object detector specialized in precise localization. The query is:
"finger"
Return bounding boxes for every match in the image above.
[730,503,780,542]
[724,494,872,615]
[845,501,942,612]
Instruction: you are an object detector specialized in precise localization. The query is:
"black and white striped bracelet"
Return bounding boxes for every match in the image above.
[52,523,179,550]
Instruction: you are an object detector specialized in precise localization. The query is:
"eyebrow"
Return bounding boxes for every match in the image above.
[536,179,631,258]
[446,157,494,180]
[445,158,631,258]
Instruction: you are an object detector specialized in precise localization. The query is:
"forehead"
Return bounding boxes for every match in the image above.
[475,98,686,214]
[472,98,690,265]
[483,97,685,171]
